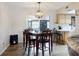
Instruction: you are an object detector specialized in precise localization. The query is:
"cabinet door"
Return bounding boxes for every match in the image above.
[58,15,66,24]
[58,15,71,24]
[66,15,71,24]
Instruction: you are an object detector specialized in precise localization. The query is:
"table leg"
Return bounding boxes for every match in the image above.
[36,36,39,56]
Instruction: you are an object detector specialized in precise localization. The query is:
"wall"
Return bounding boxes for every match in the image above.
[7,5,29,42]
[0,3,11,54]
[7,4,57,42]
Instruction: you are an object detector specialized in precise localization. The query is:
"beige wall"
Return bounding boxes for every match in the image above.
[0,3,11,54]
[7,4,57,42]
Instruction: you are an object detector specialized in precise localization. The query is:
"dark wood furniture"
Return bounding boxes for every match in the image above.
[26,32,37,56]
[23,28,33,47]
[23,29,53,56]
[38,32,53,56]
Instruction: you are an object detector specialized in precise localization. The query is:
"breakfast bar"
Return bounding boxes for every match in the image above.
[56,25,74,44]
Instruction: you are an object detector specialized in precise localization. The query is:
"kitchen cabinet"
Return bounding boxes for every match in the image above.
[57,14,75,24]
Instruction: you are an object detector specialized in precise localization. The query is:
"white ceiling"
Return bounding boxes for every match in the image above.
[6,2,70,11]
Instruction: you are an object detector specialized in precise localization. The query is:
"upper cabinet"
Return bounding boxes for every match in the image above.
[57,14,66,24]
[57,14,75,25]
[57,9,76,25]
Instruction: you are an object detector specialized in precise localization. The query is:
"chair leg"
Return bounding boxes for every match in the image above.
[25,41,28,51]
[25,47,27,52]
[28,46,30,56]
[42,43,44,56]
[23,35,25,47]
[49,42,51,55]
[36,41,39,56]
[28,41,31,56]
[33,41,35,56]
[51,40,53,54]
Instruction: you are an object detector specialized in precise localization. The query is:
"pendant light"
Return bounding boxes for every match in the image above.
[35,2,44,18]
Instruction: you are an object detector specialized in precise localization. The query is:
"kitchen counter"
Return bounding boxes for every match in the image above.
[56,25,75,44]
[51,24,75,32]
[67,35,79,56]
[56,27,73,44]
[56,25,75,32]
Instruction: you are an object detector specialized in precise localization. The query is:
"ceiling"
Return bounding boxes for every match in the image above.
[6,2,71,11]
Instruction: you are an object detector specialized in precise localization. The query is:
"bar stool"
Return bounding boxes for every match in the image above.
[55,31,64,44]
[53,29,64,44]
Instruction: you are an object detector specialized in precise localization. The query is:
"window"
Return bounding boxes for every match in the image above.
[27,16,50,31]
[47,21,49,28]
[31,20,40,29]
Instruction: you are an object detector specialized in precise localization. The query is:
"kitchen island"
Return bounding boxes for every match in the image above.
[55,25,75,44]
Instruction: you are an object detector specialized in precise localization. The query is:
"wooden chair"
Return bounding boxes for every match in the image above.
[23,29,30,47]
[23,29,35,55]
[53,29,64,44]
[23,30,26,47]
[26,32,37,56]
[38,32,53,56]
[42,29,53,52]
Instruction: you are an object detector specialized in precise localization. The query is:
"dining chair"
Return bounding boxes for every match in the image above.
[38,31,53,56]
[42,29,53,52]
[23,29,30,48]
[25,32,37,56]
[23,30,26,47]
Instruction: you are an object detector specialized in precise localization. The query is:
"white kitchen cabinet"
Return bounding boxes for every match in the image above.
[57,14,75,24]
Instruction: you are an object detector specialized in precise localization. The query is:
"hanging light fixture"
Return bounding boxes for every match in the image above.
[35,2,44,18]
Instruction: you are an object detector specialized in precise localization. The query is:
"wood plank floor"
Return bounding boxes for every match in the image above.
[1,43,25,56]
[1,43,69,56]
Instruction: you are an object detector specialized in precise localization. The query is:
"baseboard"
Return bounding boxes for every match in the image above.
[0,43,10,55]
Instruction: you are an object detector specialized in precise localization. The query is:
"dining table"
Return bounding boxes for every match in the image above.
[23,29,53,56]
[28,30,53,56]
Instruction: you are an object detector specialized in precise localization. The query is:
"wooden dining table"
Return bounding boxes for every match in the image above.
[28,30,53,56]
[23,29,53,56]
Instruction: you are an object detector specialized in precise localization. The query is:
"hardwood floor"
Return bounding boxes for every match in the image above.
[1,43,69,56]
[1,43,25,56]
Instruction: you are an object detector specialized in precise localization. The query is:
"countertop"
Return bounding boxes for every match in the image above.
[51,24,75,32]
[56,26,75,32]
